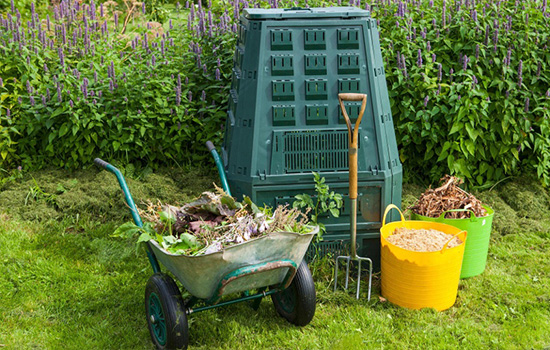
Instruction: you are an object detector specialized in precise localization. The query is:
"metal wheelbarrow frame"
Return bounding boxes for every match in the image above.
[94,144,317,350]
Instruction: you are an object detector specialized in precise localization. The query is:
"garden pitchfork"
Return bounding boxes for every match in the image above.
[333,93,373,300]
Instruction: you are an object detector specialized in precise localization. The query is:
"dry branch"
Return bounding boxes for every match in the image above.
[409,175,487,219]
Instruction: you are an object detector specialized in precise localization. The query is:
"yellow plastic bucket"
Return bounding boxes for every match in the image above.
[380,205,467,311]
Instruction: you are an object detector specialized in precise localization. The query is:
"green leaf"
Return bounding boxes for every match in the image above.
[59,124,69,137]
[137,231,153,244]
[180,233,200,248]
[111,222,142,238]
[159,210,176,224]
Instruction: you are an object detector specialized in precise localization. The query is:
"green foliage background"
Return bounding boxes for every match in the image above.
[1,0,549,186]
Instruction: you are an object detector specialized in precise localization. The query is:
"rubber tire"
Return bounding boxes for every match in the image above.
[145,273,189,350]
[271,261,316,326]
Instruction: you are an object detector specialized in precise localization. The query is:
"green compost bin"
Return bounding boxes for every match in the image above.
[221,7,402,267]
[411,206,494,278]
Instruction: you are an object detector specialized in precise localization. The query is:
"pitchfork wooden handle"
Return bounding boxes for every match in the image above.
[338,93,367,200]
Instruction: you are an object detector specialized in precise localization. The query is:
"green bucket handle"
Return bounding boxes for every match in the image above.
[440,230,467,254]
[438,209,478,222]
[382,204,405,226]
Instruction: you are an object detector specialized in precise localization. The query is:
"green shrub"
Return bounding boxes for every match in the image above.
[378,0,550,186]
[1,0,550,187]
[1,0,233,169]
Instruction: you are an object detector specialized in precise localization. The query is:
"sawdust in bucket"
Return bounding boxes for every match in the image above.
[387,227,463,252]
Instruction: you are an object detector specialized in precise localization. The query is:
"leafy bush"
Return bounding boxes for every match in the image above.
[377,0,550,186]
[1,0,233,169]
[1,0,550,187]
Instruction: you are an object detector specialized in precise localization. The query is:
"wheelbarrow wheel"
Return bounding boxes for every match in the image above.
[271,261,316,326]
[145,273,189,350]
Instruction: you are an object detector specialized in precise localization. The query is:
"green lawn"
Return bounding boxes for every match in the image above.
[1,169,549,349]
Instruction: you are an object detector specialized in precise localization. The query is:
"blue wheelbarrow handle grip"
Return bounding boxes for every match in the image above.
[94,158,110,169]
[206,141,216,152]
[206,141,232,196]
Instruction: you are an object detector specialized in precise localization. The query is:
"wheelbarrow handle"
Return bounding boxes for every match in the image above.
[205,141,232,196]
[94,158,110,169]
[93,157,161,274]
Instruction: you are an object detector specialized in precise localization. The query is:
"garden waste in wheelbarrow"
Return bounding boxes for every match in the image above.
[94,155,317,350]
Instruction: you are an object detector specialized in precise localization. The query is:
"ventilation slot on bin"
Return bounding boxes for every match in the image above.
[338,78,360,93]
[305,79,328,100]
[272,105,295,126]
[272,80,295,101]
[304,29,326,50]
[271,55,294,76]
[271,29,293,50]
[338,53,360,74]
[337,28,360,49]
[304,54,327,75]
[339,102,362,123]
[306,104,329,125]
[282,130,350,173]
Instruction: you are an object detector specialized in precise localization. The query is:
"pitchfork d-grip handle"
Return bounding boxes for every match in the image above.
[338,93,367,200]
[93,158,110,169]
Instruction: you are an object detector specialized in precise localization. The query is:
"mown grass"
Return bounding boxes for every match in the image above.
[1,169,549,349]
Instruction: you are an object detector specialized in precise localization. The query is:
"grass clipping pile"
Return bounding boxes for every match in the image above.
[409,175,487,219]
[114,187,313,256]
[387,227,462,252]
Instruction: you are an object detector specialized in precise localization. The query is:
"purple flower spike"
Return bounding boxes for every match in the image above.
[188,91,192,102]
[6,108,10,118]
[417,49,423,67]
[546,89,550,98]
[30,95,35,106]
[463,55,469,70]
[427,41,431,52]
[42,95,46,105]
[201,90,206,101]
[58,47,65,66]
[475,44,480,60]
[423,95,429,107]
[215,68,221,80]
[432,53,436,63]
[152,54,156,66]
[26,81,32,94]
[518,60,523,87]
[524,98,529,113]
[536,62,542,77]
[69,100,74,107]
[142,2,146,14]
[0,78,3,88]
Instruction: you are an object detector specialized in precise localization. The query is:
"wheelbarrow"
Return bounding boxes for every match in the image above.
[93,145,317,350]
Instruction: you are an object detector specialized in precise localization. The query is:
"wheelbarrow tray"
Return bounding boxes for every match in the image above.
[148,227,318,300]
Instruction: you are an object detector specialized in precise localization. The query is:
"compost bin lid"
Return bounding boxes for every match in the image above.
[243,7,370,20]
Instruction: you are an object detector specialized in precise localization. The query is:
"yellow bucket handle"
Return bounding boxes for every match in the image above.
[441,230,467,253]
[382,204,405,226]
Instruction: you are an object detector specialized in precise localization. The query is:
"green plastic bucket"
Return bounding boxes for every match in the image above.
[411,206,494,278]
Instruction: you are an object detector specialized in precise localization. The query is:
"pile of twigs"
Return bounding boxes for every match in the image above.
[409,175,487,219]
